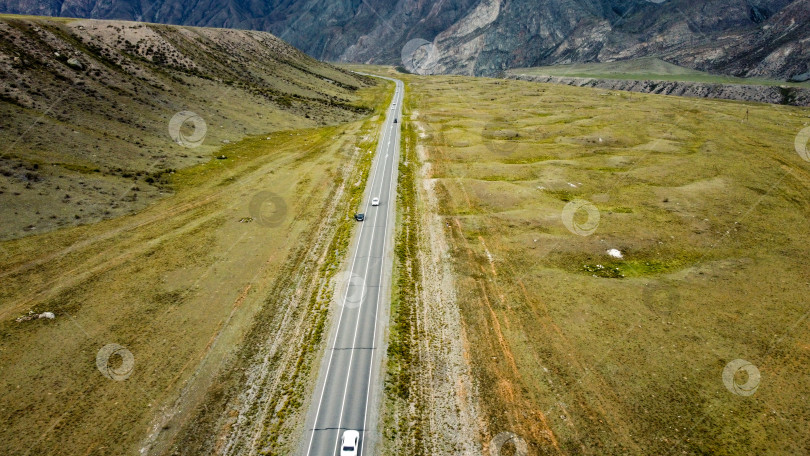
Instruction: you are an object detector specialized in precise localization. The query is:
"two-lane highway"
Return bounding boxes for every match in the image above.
[302,75,403,456]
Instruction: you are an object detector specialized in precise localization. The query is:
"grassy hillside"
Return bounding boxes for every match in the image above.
[368,66,810,454]
[0,14,376,240]
[0,16,395,456]
[510,57,810,88]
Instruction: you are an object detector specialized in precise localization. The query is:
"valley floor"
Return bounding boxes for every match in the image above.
[361,66,810,455]
[0,81,390,455]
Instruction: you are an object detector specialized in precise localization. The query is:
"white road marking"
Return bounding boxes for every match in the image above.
[359,82,401,456]
[304,83,395,456]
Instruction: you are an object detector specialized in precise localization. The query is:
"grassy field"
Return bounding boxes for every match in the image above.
[367,66,810,454]
[0,13,77,23]
[0,76,391,456]
[509,57,810,88]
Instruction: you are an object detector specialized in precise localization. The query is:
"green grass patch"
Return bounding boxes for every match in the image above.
[510,57,810,88]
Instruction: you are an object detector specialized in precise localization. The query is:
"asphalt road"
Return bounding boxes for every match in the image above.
[302,75,403,456]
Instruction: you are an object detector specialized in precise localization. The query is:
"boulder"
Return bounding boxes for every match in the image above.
[66,57,84,70]
[789,72,810,83]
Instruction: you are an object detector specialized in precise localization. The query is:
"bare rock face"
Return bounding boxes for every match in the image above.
[1,0,808,79]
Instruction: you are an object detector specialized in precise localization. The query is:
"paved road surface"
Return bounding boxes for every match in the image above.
[301,75,403,456]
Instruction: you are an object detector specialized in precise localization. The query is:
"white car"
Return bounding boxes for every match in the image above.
[340,430,359,456]
[371,197,380,206]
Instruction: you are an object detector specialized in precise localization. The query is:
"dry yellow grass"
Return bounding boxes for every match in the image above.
[387,69,810,455]
[0,80,391,455]
[0,16,375,240]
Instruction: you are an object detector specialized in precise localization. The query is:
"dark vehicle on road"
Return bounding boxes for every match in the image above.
[354,213,365,221]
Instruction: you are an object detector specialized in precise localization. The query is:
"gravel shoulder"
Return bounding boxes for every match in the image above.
[377,81,483,454]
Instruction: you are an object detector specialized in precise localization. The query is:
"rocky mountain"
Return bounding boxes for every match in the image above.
[1,0,809,80]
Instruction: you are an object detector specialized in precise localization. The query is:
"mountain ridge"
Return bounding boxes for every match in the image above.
[1,0,809,79]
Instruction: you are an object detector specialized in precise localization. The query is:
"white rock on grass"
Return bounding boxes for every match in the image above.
[607,248,623,258]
